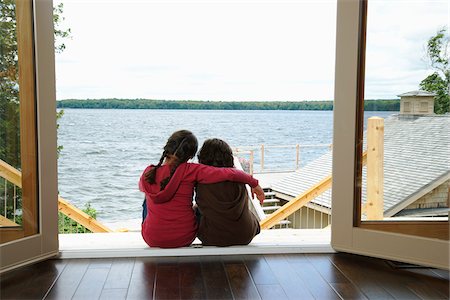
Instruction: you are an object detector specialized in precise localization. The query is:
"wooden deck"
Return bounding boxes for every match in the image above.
[58,229,333,259]
[1,253,448,299]
[253,171,293,189]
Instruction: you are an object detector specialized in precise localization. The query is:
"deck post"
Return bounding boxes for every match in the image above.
[366,117,384,220]
[261,144,265,172]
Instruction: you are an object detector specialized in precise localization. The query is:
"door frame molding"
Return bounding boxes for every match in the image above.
[1,0,59,273]
[331,0,449,269]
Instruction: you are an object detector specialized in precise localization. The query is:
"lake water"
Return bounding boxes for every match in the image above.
[57,109,393,223]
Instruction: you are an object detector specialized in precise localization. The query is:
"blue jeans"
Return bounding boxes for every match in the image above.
[194,205,202,225]
[142,198,147,224]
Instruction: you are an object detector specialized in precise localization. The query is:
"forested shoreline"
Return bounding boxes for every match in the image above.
[57,99,400,111]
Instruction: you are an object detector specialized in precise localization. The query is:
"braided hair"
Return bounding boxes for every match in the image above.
[198,138,234,168]
[145,130,198,190]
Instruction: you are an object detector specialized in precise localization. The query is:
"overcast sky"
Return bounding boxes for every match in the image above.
[54,0,449,101]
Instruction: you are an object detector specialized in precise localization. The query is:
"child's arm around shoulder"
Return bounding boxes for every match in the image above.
[188,163,265,203]
[190,163,257,187]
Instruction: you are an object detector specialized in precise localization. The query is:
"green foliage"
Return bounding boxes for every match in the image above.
[58,202,97,234]
[57,98,400,111]
[421,28,450,114]
[420,73,449,114]
[56,109,64,157]
[1,0,20,169]
[364,100,400,111]
[53,2,72,53]
[1,1,70,226]
[1,1,71,167]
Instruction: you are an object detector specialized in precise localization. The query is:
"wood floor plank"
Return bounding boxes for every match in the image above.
[331,253,449,300]
[255,284,288,300]
[103,258,135,289]
[285,254,341,299]
[179,257,205,299]
[89,258,113,269]
[329,253,395,299]
[126,257,157,300]
[264,254,314,300]
[330,282,369,300]
[72,267,110,300]
[305,253,351,284]
[154,288,180,300]
[375,282,421,300]
[431,269,450,280]
[224,263,261,300]
[1,259,66,300]
[100,288,128,300]
[243,255,279,285]
[154,260,180,299]
[398,268,450,298]
[200,256,233,299]
[22,260,67,300]
[407,281,449,299]
[45,259,90,300]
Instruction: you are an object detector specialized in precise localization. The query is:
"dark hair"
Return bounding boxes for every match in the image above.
[145,130,198,190]
[198,138,234,168]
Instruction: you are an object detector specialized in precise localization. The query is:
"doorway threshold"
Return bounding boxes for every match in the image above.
[58,228,333,259]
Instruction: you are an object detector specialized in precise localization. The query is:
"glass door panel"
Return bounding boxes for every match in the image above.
[332,0,448,269]
[355,0,449,240]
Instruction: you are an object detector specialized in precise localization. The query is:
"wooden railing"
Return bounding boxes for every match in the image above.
[0,159,112,233]
[260,117,387,229]
[233,143,332,173]
[260,151,368,229]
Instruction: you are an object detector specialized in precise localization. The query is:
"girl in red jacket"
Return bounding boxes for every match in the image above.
[139,130,264,248]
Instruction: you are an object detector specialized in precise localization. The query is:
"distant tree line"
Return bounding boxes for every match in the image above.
[57,98,400,111]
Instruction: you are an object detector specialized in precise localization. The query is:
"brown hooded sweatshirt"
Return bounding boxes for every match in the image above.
[196,182,260,246]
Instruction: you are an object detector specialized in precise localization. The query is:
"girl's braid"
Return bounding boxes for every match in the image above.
[145,151,166,184]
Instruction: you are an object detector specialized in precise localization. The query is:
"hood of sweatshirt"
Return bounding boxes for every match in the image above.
[146,162,188,204]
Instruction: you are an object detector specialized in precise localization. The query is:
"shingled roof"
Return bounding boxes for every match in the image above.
[397,90,436,97]
[270,114,450,217]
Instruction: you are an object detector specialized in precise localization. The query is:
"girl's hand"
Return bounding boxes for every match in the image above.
[251,185,265,205]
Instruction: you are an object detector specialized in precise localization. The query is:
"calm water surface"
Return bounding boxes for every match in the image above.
[57,109,392,222]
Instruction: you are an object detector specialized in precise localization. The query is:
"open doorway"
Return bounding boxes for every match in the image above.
[3,0,440,256]
[51,1,339,254]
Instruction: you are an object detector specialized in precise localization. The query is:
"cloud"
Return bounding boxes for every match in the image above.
[55,0,447,101]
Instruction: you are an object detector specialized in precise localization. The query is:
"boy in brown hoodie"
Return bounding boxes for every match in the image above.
[196,138,261,246]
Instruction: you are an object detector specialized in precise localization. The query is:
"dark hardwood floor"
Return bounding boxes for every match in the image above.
[0,253,448,300]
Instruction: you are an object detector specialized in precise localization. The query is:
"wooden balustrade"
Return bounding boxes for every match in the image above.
[260,151,369,229]
[0,159,112,233]
[57,196,112,233]
[234,143,332,173]
[260,175,332,229]
[0,160,21,187]
[366,117,384,220]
